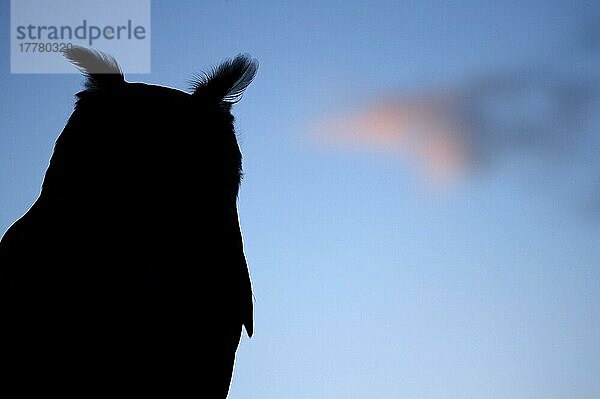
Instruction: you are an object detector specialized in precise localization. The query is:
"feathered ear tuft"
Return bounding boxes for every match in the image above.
[62,46,124,91]
[191,54,258,105]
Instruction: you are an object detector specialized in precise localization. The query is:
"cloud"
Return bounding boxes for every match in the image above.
[313,67,600,211]
[312,13,600,215]
[313,93,470,184]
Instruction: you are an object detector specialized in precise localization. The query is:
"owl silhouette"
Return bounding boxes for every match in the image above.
[0,46,257,398]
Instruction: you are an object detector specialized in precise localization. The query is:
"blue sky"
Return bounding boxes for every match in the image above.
[1,1,600,398]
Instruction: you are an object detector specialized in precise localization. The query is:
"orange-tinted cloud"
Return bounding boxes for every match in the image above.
[313,93,470,185]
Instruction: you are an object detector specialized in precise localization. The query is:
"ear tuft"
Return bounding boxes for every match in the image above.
[191,54,258,104]
[62,46,124,91]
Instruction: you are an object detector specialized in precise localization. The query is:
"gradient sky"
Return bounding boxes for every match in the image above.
[1,1,599,398]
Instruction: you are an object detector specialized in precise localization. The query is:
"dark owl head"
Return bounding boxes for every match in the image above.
[42,47,258,216]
